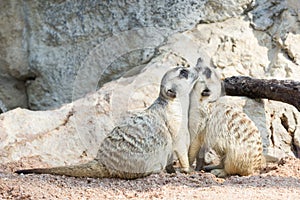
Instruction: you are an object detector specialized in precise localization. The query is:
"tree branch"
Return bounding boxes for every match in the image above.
[223,76,300,112]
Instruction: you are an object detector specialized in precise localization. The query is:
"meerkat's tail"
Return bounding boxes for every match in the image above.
[15,160,110,178]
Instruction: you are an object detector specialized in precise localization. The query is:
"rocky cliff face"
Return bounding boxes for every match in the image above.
[0,0,299,166]
[0,0,253,111]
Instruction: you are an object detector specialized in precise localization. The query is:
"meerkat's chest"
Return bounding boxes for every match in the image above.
[165,100,185,137]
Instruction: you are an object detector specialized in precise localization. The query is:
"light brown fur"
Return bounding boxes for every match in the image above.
[188,58,265,177]
[194,100,265,177]
[15,65,201,179]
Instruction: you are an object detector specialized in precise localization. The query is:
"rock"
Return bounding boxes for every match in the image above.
[0,0,254,111]
[0,99,7,114]
[0,0,299,165]
[264,100,300,158]
[0,1,31,110]
[284,33,300,65]
[0,53,180,166]
[0,74,27,111]
[248,0,287,31]
[200,0,253,23]
[0,1,30,79]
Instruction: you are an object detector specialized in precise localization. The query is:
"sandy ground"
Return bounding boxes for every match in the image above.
[0,157,300,200]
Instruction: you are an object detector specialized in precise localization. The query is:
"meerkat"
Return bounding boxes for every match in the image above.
[188,57,225,166]
[15,65,202,179]
[196,99,265,177]
[187,57,265,177]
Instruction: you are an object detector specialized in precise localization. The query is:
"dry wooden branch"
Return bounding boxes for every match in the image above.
[223,76,300,112]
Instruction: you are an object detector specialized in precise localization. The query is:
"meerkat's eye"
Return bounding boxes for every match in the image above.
[166,89,176,98]
[179,69,189,79]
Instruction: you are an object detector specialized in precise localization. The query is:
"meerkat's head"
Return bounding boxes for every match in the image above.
[193,57,225,103]
[160,66,200,101]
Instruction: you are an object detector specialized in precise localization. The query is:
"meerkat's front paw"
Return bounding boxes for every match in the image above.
[210,169,227,178]
[180,167,194,174]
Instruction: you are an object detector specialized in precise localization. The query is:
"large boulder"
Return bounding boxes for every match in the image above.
[0,0,299,166]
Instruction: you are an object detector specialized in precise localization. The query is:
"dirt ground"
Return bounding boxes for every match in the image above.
[0,157,300,200]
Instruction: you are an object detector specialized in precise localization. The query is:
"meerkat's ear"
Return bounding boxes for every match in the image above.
[196,57,212,79]
[166,89,176,98]
[195,57,204,71]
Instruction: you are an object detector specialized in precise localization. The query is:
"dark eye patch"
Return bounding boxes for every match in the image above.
[202,67,212,79]
[179,69,189,79]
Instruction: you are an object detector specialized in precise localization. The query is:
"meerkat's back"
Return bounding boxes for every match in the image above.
[203,100,265,177]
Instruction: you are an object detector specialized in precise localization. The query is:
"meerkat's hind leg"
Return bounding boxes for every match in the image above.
[195,157,205,171]
[203,163,228,177]
[203,157,228,177]
[202,163,223,172]
[210,169,228,178]
[195,147,206,171]
[194,146,222,171]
